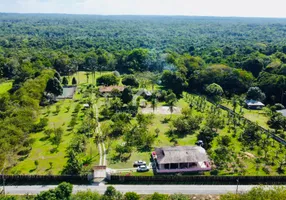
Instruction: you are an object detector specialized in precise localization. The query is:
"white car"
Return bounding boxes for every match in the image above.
[133,160,147,167]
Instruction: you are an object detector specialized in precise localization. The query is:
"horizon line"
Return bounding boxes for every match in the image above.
[1,12,286,19]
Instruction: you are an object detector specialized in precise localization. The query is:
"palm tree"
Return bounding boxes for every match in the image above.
[232,97,238,113]
[151,94,157,113]
[166,92,177,118]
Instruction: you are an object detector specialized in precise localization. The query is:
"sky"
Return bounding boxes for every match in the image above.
[0,0,286,18]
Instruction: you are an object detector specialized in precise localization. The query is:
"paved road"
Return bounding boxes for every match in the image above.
[4,185,271,195]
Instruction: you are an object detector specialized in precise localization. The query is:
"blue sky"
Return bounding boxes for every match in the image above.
[0,0,285,18]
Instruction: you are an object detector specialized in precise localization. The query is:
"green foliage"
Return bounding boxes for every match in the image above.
[121,87,133,104]
[122,75,139,87]
[241,124,260,146]
[169,194,189,200]
[62,77,68,86]
[71,190,100,200]
[35,182,73,200]
[147,192,169,200]
[221,186,286,200]
[197,126,217,149]
[96,74,119,86]
[102,186,123,200]
[267,113,285,132]
[31,118,49,133]
[172,114,202,136]
[246,87,266,101]
[72,77,77,85]
[45,77,63,96]
[124,192,140,200]
[205,83,224,97]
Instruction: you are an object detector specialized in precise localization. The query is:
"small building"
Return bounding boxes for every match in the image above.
[278,109,286,117]
[152,146,211,174]
[57,86,77,100]
[245,99,265,110]
[99,86,125,95]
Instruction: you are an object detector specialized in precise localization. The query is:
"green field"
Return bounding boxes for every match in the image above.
[106,93,285,176]
[9,72,286,176]
[11,81,99,175]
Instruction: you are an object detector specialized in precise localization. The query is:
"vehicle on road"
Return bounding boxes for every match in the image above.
[133,160,146,167]
[137,165,149,172]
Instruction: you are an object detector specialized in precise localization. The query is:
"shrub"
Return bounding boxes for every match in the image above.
[31,118,49,133]
[124,192,140,200]
[169,193,190,200]
[122,75,139,87]
[96,74,119,86]
[71,190,100,200]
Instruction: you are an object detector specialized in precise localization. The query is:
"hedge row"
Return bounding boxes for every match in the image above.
[110,175,286,185]
[0,175,89,185]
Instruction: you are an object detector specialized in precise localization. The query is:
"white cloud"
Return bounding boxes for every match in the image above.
[0,0,286,18]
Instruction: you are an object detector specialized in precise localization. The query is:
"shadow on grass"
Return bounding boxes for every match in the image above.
[50,147,59,154]
[165,130,186,139]
[18,155,29,162]
[40,136,50,141]
[111,153,131,163]
[29,168,37,173]
[161,117,171,124]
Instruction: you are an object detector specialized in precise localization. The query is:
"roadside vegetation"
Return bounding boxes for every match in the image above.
[0,183,285,200]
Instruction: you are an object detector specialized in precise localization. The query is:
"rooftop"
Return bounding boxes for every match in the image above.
[245,99,265,106]
[155,146,209,164]
[99,85,125,93]
[278,109,286,117]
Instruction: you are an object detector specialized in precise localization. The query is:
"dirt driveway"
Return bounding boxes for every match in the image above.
[141,106,181,115]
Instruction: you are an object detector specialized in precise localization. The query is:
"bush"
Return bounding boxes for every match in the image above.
[124,192,140,200]
[96,74,119,86]
[31,118,49,133]
[169,193,189,200]
[273,103,285,110]
[71,190,101,200]
[17,148,31,156]
[148,192,169,200]
[122,75,139,87]
[72,77,77,85]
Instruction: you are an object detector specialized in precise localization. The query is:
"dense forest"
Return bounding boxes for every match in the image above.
[0,14,286,172]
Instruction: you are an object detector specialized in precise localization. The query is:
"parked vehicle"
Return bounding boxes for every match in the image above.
[137,165,149,172]
[133,160,146,167]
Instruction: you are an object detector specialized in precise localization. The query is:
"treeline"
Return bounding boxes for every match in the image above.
[1,14,286,105]
[0,69,54,168]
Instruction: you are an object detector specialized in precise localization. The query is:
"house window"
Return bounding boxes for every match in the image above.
[170,163,178,169]
[179,163,188,169]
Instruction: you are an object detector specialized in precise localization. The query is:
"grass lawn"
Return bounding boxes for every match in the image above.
[0,81,12,94]
[222,100,270,129]
[67,71,115,85]
[107,92,285,176]
[11,84,99,175]
[11,100,76,175]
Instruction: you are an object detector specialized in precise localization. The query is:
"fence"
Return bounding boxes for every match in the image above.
[0,175,89,185]
[110,175,286,185]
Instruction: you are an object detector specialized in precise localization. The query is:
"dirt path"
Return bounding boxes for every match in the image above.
[95,104,107,166]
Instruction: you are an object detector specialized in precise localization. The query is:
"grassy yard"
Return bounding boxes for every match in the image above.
[0,80,12,94]
[106,93,285,176]
[11,83,99,175]
[222,99,270,129]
